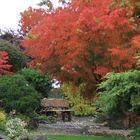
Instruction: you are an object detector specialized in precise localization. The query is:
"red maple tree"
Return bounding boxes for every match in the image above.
[0,51,13,76]
[20,0,140,97]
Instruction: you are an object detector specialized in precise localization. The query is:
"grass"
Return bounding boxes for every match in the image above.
[48,134,127,140]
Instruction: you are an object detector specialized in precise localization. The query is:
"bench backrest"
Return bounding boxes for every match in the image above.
[41,98,69,109]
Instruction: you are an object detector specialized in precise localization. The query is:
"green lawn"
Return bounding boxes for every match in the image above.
[48,134,127,140]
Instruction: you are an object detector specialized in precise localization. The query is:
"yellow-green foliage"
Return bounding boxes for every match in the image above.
[0,111,6,131]
[62,83,96,116]
[0,111,6,123]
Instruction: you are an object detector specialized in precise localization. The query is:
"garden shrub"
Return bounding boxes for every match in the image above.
[15,113,57,130]
[96,70,140,121]
[20,68,52,97]
[0,74,41,114]
[0,40,28,72]
[62,83,96,116]
[35,114,57,124]
[0,111,6,131]
[131,127,140,139]
[6,118,28,140]
[14,113,40,130]
[0,111,6,122]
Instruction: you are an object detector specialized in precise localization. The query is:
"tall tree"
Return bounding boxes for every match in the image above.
[20,0,140,97]
[0,30,28,72]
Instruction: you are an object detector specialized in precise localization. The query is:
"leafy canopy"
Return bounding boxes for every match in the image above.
[20,0,140,96]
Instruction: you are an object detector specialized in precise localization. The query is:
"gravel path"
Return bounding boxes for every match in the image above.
[30,116,133,137]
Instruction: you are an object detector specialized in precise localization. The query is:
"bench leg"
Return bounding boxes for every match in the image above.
[62,112,65,121]
[68,112,71,121]
[62,112,71,122]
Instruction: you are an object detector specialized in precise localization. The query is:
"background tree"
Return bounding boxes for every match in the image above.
[20,0,140,97]
[0,40,27,72]
[0,29,21,45]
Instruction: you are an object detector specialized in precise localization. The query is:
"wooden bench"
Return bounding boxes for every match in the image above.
[41,98,72,121]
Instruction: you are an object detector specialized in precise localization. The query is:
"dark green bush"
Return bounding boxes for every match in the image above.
[0,40,28,72]
[0,74,41,114]
[20,68,52,97]
[96,70,140,119]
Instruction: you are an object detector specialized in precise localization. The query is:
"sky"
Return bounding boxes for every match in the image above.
[0,0,59,30]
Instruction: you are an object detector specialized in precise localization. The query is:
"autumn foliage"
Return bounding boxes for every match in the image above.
[0,51,12,76]
[20,0,140,96]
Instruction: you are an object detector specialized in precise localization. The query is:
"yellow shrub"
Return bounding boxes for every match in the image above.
[0,111,6,123]
[61,83,96,116]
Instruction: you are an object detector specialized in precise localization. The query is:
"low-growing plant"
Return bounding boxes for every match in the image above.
[30,114,57,124]
[130,127,140,140]
[62,83,96,116]
[0,111,6,123]
[6,118,28,140]
[0,111,6,131]
[14,113,39,130]
[14,114,31,122]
